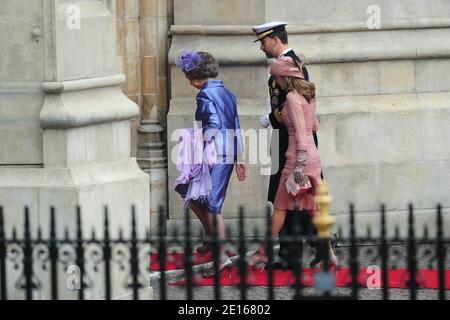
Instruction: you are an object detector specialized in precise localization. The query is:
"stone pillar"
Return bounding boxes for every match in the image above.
[167,0,450,237]
[0,0,150,299]
[137,0,171,233]
[116,0,174,235]
[116,0,141,156]
[116,0,170,234]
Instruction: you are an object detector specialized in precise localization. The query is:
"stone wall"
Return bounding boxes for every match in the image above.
[167,0,450,237]
[0,0,45,165]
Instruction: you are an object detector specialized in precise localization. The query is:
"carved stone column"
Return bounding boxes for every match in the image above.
[116,0,171,234]
[0,0,150,299]
[136,0,171,234]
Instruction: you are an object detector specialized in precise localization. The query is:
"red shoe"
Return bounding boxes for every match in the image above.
[193,251,214,265]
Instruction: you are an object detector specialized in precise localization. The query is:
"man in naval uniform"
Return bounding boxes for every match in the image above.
[252,22,326,268]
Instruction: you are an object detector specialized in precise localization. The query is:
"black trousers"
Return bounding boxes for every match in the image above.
[277,209,317,260]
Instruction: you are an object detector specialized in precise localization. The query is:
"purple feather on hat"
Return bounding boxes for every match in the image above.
[175,50,202,73]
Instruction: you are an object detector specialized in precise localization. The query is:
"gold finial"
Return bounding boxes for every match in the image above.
[313,180,335,239]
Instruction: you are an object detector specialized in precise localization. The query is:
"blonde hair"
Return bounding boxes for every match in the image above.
[285,77,316,102]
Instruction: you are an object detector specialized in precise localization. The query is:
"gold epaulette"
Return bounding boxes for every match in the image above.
[274,109,282,123]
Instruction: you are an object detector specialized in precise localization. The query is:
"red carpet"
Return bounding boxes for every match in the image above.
[169,266,450,289]
[150,252,186,271]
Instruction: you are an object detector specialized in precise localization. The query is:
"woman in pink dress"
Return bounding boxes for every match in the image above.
[252,56,337,268]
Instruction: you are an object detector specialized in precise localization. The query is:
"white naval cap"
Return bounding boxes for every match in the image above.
[251,21,288,42]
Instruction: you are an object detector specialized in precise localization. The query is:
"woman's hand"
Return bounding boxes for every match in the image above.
[236,163,246,181]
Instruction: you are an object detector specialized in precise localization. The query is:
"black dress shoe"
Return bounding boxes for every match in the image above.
[309,253,323,268]
[330,233,339,248]
[309,239,339,269]
[306,233,339,249]
[271,260,290,270]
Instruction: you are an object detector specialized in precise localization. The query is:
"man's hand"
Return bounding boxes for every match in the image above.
[259,114,270,128]
[235,163,246,181]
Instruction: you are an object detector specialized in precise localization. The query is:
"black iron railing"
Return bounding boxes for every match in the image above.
[0,204,448,300]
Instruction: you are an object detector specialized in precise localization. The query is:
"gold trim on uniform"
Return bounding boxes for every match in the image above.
[274,109,282,123]
[257,30,274,41]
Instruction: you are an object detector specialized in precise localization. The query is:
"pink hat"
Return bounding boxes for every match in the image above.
[270,56,305,79]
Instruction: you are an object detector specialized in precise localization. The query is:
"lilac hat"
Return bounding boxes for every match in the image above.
[175,50,201,73]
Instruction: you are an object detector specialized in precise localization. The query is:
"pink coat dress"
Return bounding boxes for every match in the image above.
[273,91,322,212]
